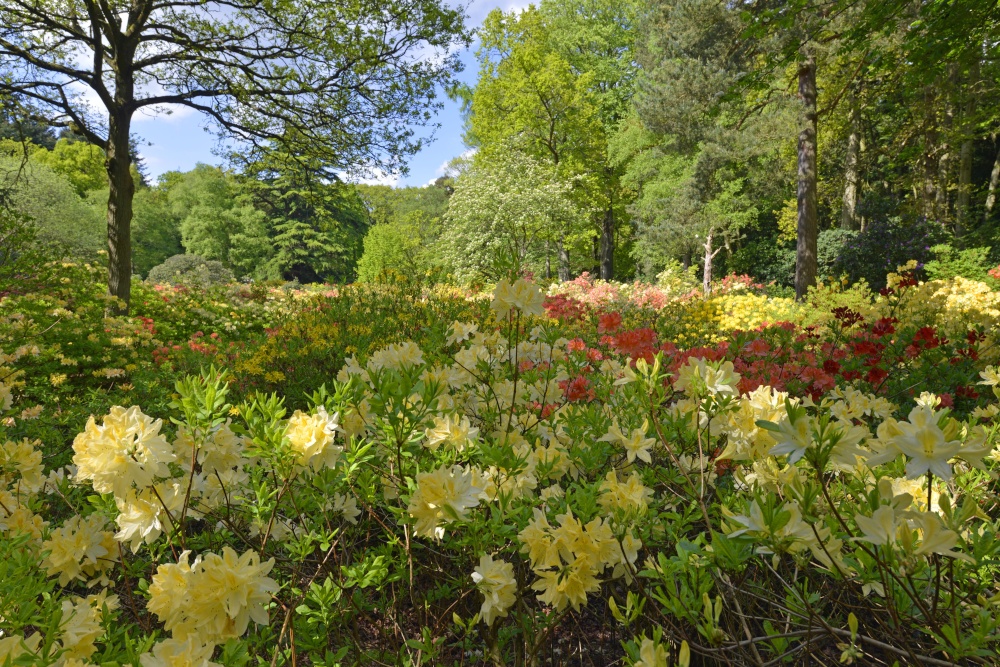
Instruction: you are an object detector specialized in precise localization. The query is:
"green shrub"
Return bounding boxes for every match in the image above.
[146,253,234,286]
[923,243,998,286]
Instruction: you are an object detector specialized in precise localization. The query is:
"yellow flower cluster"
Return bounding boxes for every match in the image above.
[407,465,485,539]
[72,405,175,497]
[146,547,278,661]
[883,273,1000,337]
[491,278,546,319]
[284,406,342,471]
[518,509,640,611]
[471,554,517,626]
[667,293,805,344]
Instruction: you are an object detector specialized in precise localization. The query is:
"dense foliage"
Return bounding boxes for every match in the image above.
[2,258,1000,666]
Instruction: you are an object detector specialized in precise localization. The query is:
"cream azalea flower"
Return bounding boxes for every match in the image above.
[447,321,479,345]
[674,357,741,397]
[115,488,169,552]
[139,636,221,667]
[471,554,517,626]
[72,405,175,497]
[491,279,545,319]
[328,493,361,524]
[43,514,118,586]
[0,634,40,664]
[598,422,656,464]
[765,412,812,463]
[0,380,12,411]
[908,511,971,561]
[891,405,962,480]
[854,506,898,546]
[367,341,425,371]
[407,465,485,539]
[58,591,119,663]
[0,437,44,492]
[148,547,278,643]
[173,421,246,474]
[634,637,669,667]
[284,407,342,471]
[424,414,479,451]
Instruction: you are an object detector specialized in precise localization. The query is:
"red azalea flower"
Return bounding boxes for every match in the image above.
[865,367,888,384]
[559,375,595,402]
[597,311,622,334]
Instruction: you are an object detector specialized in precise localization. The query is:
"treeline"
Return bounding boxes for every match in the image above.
[4,0,999,293]
[0,123,452,284]
[435,0,1000,292]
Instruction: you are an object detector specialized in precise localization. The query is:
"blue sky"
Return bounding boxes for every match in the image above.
[134,0,526,188]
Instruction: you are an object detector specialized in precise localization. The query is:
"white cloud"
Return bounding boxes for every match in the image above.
[343,170,401,187]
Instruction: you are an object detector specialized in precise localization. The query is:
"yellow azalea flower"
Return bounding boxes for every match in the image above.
[471,554,517,626]
[491,278,545,319]
[532,556,601,612]
[139,636,221,667]
[284,407,341,471]
[58,591,119,663]
[598,422,655,464]
[72,405,175,497]
[908,511,972,562]
[854,506,897,546]
[892,405,962,480]
[447,321,478,345]
[978,366,1000,386]
[599,471,653,514]
[407,465,485,539]
[634,637,669,667]
[424,414,479,451]
[42,514,117,586]
[148,547,278,643]
[0,634,40,664]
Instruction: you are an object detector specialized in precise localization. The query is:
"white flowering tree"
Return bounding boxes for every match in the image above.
[439,149,590,282]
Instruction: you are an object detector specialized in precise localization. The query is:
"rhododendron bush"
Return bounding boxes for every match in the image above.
[2,270,1000,666]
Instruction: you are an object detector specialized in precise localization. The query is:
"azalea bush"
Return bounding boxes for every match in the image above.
[2,267,1000,667]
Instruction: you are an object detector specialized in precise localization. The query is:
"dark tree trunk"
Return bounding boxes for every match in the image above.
[985,139,1000,224]
[841,98,861,230]
[557,233,570,281]
[105,114,134,314]
[599,205,614,280]
[795,52,818,301]
[957,137,973,235]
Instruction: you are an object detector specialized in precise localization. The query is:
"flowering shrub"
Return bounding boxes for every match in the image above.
[2,268,1000,666]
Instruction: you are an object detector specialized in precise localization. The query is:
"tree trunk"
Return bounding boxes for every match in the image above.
[984,139,1000,224]
[545,240,552,280]
[957,137,973,235]
[955,60,977,236]
[599,205,614,280]
[557,233,570,282]
[106,114,135,314]
[795,51,818,301]
[702,230,714,295]
[840,97,861,230]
